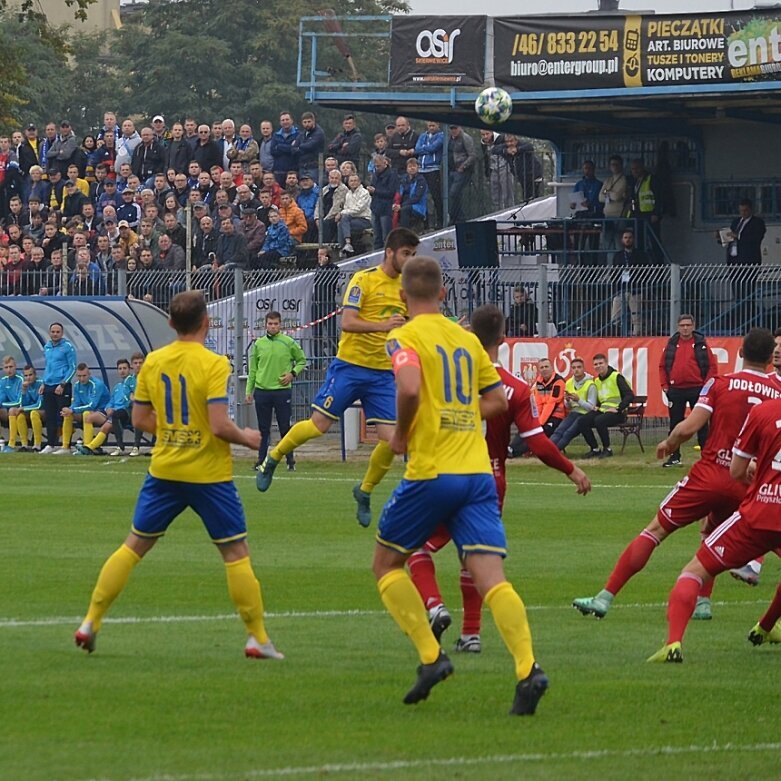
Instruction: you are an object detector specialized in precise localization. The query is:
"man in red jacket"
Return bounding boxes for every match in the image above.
[659,314,717,467]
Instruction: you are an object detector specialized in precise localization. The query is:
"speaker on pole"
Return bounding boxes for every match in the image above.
[455,220,499,267]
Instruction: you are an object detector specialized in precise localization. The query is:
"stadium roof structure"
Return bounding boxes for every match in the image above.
[0,297,172,388]
[298,13,781,147]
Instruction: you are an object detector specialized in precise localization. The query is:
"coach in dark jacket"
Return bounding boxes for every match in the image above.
[723,198,766,265]
[658,313,717,467]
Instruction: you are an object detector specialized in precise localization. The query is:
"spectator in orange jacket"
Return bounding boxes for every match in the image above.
[509,358,566,457]
[278,192,307,243]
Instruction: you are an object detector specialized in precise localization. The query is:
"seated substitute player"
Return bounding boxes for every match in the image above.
[60,364,110,454]
[257,227,420,528]
[8,365,45,451]
[0,355,24,451]
[573,328,780,622]
[649,394,781,663]
[126,352,146,456]
[75,358,133,456]
[374,256,549,715]
[75,291,283,660]
[409,305,591,653]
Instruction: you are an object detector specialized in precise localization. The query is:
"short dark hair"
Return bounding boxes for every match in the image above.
[593,353,607,362]
[385,227,420,253]
[583,159,595,167]
[571,357,585,366]
[301,111,315,121]
[116,358,130,368]
[401,256,442,301]
[76,362,88,371]
[23,364,34,371]
[609,155,623,165]
[678,313,695,324]
[49,322,64,331]
[169,290,207,335]
[742,328,774,365]
[266,311,281,322]
[739,198,753,209]
[774,328,781,338]
[470,305,505,349]
[343,113,355,121]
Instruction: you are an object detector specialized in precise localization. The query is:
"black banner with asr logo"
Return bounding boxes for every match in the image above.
[390,15,486,87]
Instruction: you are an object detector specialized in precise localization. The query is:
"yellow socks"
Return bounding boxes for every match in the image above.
[89,431,107,450]
[84,544,142,632]
[360,440,395,494]
[485,581,535,680]
[8,414,18,447]
[15,415,28,447]
[83,420,94,444]
[62,415,73,448]
[30,410,42,449]
[378,569,440,664]
[225,556,269,642]
[270,419,323,461]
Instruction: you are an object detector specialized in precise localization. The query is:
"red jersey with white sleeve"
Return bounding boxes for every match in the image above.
[486,366,573,509]
[658,369,781,533]
[696,400,781,574]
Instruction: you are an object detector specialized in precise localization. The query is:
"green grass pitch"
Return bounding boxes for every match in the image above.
[1,451,780,781]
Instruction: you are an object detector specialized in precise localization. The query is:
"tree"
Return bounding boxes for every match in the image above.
[109,0,407,127]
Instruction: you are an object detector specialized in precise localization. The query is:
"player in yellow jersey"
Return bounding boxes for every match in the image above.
[373,256,549,715]
[257,227,420,528]
[74,291,283,660]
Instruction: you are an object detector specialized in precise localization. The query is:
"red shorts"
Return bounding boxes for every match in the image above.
[657,463,746,534]
[697,510,781,576]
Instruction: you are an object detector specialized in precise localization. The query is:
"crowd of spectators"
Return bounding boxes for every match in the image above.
[0,109,544,303]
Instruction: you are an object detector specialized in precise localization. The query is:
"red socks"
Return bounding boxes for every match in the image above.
[667,572,703,644]
[460,569,482,635]
[408,551,442,610]
[759,581,781,633]
[605,529,661,595]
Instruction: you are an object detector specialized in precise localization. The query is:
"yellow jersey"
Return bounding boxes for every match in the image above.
[387,313,501,481]
[337,265,406,371]
[134,341,233,484]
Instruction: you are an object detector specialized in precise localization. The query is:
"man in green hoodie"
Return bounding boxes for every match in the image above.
[245,311,307,472]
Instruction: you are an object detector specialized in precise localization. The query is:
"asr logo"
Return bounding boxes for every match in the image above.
[415,28,461,64]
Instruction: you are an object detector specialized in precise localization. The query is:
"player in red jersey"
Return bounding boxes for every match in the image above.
[649,391,781,662]
[730,327,781,586]
[574,328,780,621]
[408,304,591,652]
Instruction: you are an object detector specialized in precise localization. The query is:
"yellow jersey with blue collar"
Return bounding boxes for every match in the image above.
[134,340,232,484]
[337,265,406,371]
[386,313,501,481]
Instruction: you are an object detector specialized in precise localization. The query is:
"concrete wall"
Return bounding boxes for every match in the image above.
[15,0,121,34]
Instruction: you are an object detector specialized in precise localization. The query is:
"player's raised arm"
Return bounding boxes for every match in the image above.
[208,401,261,451]
[656,405,711,459]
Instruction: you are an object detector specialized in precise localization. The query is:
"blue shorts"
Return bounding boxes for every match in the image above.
[131,475,247,544]
[377,473,506,557]
[311,358,396,425]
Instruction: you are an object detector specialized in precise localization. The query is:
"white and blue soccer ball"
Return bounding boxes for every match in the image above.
[474,87,513,126]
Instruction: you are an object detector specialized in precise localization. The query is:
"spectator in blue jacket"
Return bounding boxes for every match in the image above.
[415,121,444,229]
[270,112,299,188]
[368,154,398,249]
[296,173,320,242]
[293,112,325,180]
[258,207,293,268]
[395,157,428,235]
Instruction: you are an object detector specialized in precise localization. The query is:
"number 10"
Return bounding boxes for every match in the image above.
[436,346,473,404]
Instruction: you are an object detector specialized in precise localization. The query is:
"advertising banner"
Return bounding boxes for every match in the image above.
[501,337,744,417]
[390,15,486,86]
[494,10,781,91]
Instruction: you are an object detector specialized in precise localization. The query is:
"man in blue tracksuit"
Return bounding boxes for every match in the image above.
[77,358,133,456]
[59,363,110,454]
[40,322,77,453]
[414,121,444,229]
[270,112,299,188]
[0,355,24,451]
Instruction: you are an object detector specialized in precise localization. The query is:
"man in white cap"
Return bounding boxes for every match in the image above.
[151,115,171,146]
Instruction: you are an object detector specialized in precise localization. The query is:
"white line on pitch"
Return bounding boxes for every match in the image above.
[0,464,672,490]
[0,598,768,630]
[72,741,781,781]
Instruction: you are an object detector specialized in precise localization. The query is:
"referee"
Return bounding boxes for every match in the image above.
[245,311,307,472]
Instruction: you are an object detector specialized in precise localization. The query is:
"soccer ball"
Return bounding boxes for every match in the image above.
[474,87,513,126]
